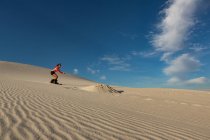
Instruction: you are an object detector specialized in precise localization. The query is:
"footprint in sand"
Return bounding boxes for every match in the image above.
[144,98,153,101]
[63,87,78,90]
[192,104,202,107]
[164,100,177,104]
[180,102,188,105]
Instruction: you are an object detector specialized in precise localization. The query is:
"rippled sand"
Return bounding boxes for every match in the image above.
[1,61,210,140]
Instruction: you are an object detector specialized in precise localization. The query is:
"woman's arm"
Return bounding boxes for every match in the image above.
[58,69,65,74]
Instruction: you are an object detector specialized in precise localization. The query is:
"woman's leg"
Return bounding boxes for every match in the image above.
[52,74,58,80]
[52,74,58,84]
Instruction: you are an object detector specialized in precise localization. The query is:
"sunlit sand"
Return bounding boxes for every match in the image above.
[1,61,210,140]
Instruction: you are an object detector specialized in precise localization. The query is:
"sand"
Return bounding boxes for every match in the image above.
[0,61,210,140]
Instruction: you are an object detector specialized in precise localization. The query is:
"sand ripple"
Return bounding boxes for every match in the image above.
[1,80,210,140]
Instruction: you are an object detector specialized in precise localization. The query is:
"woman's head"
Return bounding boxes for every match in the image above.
[56,64,62,67]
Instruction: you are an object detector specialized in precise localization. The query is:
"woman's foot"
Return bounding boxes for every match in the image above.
[54,79,59,84]
[50,79,61,85]
[50,79,55,83]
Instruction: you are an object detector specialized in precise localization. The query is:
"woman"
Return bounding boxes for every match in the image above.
[50,64,65,84]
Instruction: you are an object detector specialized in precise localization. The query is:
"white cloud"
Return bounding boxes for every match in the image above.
[101,55,124,65]
[167,76,182,84]
[100,75,107,80]
[109,65,130,71]
[189,43,210,52]
[164,54,201,77]
[152,0,205,86]
[164,54,208,85]
[153,0,199,53]
[101,55,131,71]
[160,52,173,63]
[87,67,100,75]
[167,76,208,85]
[131,51,157,58]
[186,77,208,84]
[73,68,79,74]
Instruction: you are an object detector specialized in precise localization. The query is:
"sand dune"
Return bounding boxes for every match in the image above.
[80,84,123,94]
[0,61,210,140]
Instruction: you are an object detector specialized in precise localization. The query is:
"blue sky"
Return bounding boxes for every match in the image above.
[0,0,210,89]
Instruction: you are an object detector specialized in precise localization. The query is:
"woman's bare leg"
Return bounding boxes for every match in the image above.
[51,74,58,84]
[52,74,58,80]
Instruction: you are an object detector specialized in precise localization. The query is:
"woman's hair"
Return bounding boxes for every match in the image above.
[56,63,62,67]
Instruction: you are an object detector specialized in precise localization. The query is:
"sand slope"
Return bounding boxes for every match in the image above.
[0,61,210,140]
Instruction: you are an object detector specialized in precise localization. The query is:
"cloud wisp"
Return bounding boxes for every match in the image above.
[189,43,210,52]
[152,0,208,85]
[186,77,208,85]
[86,66,107,81]
[153,0,199,54]
[73,68,79,75]
[164,54,201,77]
[100,75,107,80]
[131,51,158,58]
[101,55,131,71]
[164,54,201,84]
[87,67,100,75]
